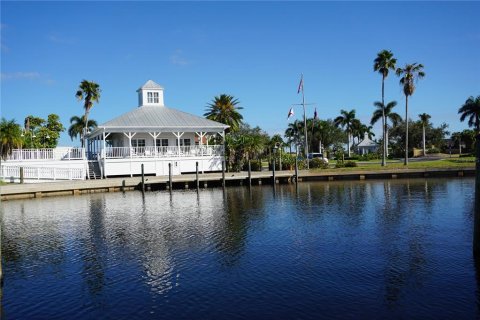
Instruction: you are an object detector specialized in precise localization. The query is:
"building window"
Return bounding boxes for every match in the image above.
[175,139,191,146]
[131,139,145,147]
[147,92,159,104]
[155,139,169,147]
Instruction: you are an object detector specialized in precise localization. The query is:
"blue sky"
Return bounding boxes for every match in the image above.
[1,1,479,146]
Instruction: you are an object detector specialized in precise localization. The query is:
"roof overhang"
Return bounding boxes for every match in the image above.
[88,125,228,139]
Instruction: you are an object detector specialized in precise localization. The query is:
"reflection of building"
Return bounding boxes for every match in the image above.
[1,80,229,182]
[357,133,379,155]
[87,80,228,177]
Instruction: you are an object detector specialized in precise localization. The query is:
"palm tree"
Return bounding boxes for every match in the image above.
[396,63,425,165]
[371,101,402,157]
[418,113,431,156]
[0,118,23,159]
[285,120,303,154]
[334,109,356,157]
[76,80,101,147]
[204,94,243,132]
[68,116,98,147]
[374,50,397,166]
[458,96,480,133]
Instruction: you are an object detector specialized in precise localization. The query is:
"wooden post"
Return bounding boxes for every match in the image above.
[248,160,252,188]
[196,161,199,192]
[474,134,480,255]
[168,163,173,191]
[222,159,226,189]
[20,167,24,184]
[122,179,125,192]
[272,157,276,185]
[141,163,145,193]
[294,156,299,184]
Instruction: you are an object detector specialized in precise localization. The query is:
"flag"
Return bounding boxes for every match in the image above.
[287,107,294,119]
[297,74,304,94]
[313,107,318,120]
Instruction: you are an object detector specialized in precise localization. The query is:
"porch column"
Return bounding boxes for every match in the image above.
[173,131,184,156]
[123,132,136,177]
[148,131,161,157]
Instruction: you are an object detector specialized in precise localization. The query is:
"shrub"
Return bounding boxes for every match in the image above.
[344,160,357,167]
[427,147,440,154]
[309,158,329,169]
[459,153,474,158]
[335,162,345,168]
[243,160,262,171]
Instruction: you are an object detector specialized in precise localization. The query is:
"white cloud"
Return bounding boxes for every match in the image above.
[1,72,41,81]
[170,49,190,66]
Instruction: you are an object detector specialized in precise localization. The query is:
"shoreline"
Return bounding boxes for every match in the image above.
[0,167,474,201]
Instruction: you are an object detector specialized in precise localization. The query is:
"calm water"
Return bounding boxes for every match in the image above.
[1,178,478,319]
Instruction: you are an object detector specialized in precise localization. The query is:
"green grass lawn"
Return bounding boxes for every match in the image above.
[316,157,475,172]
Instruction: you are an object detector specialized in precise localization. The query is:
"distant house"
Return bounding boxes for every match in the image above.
[356,133,379,155]
[1,80,228,182]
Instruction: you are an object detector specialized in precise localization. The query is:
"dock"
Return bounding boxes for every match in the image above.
[0,167,474,201]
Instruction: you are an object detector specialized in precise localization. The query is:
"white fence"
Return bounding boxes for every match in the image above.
[1,165,85,181]
[104,145,223,159]
[6,147,85,161]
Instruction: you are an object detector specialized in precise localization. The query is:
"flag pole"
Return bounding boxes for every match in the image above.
[301,75,309,169]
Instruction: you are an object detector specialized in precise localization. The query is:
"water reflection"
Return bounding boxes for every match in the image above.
[1,178,478,319]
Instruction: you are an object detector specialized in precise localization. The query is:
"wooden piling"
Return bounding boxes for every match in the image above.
[168,163,173,191]
[294,156,298,184]
[248,160,252,188]
[20,167,24,184]
[222,160,226,189]
[474,133,480,255]
[122,179,126,192]
[141,164,145,193]
[272,158,276,185]
[196,162,199,191]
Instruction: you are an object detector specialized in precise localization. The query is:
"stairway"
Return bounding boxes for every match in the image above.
[87,161,102,179]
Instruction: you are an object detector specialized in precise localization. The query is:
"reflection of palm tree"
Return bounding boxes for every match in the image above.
[396,63,425,165]
[68,116,98,148]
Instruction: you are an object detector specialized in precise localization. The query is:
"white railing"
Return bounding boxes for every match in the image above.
[104,145,223,159]
[6,147,85,161]
[1,165,85,181]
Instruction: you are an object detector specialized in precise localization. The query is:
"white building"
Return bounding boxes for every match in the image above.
[356,133,379,155]
[1,80,228,182]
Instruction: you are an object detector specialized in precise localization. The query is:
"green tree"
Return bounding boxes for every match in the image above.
[334,109,356,157]
[0,118,23,159]
[396,63,425,165]
[285,120,303,154]
[374,49,397,166]
[22,114,65,148]
[204,94,243,132]
[310,119,346,155]
[458,95,480,133]
[418,113,431,156]
[68,116,98,147]
[76,80,101,146]
[371,101,402,157]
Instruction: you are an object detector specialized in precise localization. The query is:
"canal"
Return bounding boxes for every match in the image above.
[1,178,478,319]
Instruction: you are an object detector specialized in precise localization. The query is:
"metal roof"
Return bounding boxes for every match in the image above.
[89,106,229,138]
[357,136,378,147]
[137,80,163,91]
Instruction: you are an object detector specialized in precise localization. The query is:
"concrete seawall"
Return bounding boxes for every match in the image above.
[0,167,474,201]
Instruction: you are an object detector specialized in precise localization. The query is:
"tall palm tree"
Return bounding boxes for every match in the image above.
[76,80,101,147]
[374,50,397,166]
[285,120,303,154]
[418,113,431,156]
[371,101,401,157]
[458,96,480,133]
[334,109,356,157]
[0,118,23,159]
[204,94,243,132]
[68,116,98,147]
[396,63,425,165]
